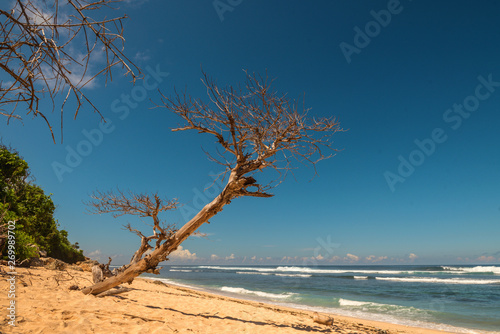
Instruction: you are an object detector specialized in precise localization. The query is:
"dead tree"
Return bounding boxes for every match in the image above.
[81,71,343,295]
[84,189,178,287]
[0,0,140,142]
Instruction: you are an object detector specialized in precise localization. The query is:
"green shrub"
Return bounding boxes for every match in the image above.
[0,145,84,263]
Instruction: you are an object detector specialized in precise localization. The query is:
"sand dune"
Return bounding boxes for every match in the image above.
[0,265,452,333]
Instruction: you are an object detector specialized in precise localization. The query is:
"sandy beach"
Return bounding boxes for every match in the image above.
[0,265,455,334]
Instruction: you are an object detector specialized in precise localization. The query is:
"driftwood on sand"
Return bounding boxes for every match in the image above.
[91,257,114,284]
[312,312,334,326]
[92,265,103,283]
[95,287,132,298]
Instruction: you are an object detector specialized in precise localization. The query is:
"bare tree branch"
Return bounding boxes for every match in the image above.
[158,70,344,196]
[85,189,178,266]
[0,0,141,142]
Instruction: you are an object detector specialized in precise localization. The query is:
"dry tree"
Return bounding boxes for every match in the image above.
[82,70,343,295]
[86,189,178,269]
[0,0,140,142]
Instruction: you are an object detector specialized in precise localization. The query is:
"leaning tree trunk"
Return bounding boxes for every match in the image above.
[81,176,252,295]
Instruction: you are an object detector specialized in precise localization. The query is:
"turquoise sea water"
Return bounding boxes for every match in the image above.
[143,265,500,333]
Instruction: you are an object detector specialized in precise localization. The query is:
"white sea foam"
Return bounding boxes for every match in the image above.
[375,277,500,285]
[354,276,368,280]
[338,298,422,315]
[297,301,481,334]
[235,271,310,277]
[441,266,500,275]
[169,269,193,272]
[200,266,273,272]
[274,266,409,275]
[275,274,312,278]
[338,298,429,318]
[199,265,422,275]
[236,271,272,275]
[339,298,371,307]
[220,286,296,300]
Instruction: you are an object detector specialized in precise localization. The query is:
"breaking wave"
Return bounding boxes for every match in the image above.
[220,286,296,300]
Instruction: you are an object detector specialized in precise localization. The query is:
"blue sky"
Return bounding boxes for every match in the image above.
[1,0,500,265]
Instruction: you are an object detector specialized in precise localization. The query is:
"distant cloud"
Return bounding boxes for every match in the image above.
[281,256,299,263]
[134,50,151,62]
[251,256,257,261]
[210,254,220,261]
[123,0,150,8]
[315,254,324,260]
[169,246,197,261]
[408,253,418,261]
[345,253,359,263]
[191,233,214,238]
[1,80,14,88]
[87,249,101,259]
[225,254,235,260]
[365,255,388,263]
[477,255,496,262]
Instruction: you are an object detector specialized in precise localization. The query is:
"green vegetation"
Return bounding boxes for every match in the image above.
[0,145,84,263]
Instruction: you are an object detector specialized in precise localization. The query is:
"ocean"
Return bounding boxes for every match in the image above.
[142,264,500,333]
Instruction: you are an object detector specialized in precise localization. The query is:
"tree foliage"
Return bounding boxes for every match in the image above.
[0,145,84,263]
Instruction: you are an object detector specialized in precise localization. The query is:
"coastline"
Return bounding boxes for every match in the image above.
[0,265,461,334]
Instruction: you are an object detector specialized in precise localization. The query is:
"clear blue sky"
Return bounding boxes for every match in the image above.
[2,0,500,265]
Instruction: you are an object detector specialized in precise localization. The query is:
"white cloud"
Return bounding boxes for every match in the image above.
[210,254,220,261]
[477,255,496,262]
[134,50,151,62]
[365,255,388,263]
[40,47,101,91]
[123,0,150,7]
[345,253,359,263]
[251,256,257,261]
[169,246,198,261]
[1,80,15,88]
[225,254,235,260]
[409,253,418,260]
[85,249,102,261]
[315,254,324,260]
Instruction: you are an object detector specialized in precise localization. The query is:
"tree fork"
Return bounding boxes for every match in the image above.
[82,184,232,295]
